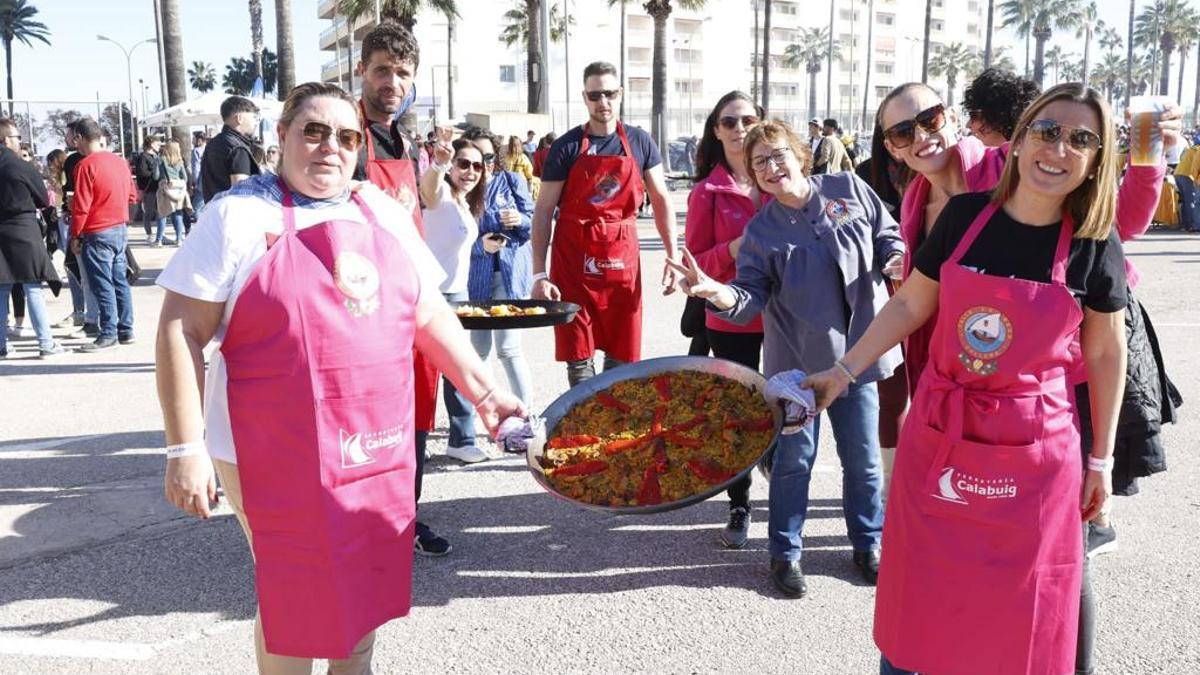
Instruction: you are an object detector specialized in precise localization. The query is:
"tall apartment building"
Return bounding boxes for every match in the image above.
[318,0,987,138]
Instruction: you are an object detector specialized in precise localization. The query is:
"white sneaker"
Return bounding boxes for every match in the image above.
[445,444,491,464]
[7,325,34,339]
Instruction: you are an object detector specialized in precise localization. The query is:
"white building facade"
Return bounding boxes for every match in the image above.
[318,0,987,138]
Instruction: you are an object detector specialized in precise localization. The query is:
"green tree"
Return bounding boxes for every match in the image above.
[1044,45,1065,86]
[1099,25,1122,56]
[249,0,265,79]
[927,42,976,107]
[921,0,933,82]
[275,0,295,98]
[1095,52,1125,102]
[161,0,188,146]
[1172,21,1198,106]
[1074,1,1101,89]
[783,26,837,122]
[1135,0,1197,97]
[189,61,217,94]
[36,108,82,146]
[338,0,459,33]
[1000,0,1035,77]
[0,0,50,116]
[224,49,278,96]
[644,0,706,154]
[608,0,630,117]
[499,1,571,114]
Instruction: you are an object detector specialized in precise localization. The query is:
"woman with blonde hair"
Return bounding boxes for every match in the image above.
[154,140,191,246]
[804,83,1129,675]
[501,134,534,188]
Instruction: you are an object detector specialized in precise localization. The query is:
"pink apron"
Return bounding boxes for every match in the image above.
[875,203,1084,675]
[221,180,419,659]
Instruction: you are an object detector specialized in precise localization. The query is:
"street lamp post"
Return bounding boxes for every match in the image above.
[97,35,157,153]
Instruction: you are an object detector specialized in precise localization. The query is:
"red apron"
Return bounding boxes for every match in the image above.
[875,203,1084,675]
[221,181,418,658]
[359,101,439,432]
[550,122,645,363]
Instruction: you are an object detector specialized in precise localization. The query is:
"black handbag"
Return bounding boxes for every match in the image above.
[125,245,141,285]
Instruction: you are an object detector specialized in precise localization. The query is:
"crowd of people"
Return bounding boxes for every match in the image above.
[0,17,1186,674]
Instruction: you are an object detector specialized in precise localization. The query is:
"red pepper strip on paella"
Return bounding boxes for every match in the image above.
[552,460,609,477]
[651,406,667,435]
[652,375,672,403]
[603,435,653,456]
[653,438,670,474]
[686,458,736,485]
[662,431,704,449]
[693,384,721,408]
[637,465,663,505]
[670,414,708,433]
[595,392,631,413]
[547,434,602,449]
[723,414,774,432]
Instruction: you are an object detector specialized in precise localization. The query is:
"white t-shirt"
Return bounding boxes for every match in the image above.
[156,175,445,465]
[420,178,478,294]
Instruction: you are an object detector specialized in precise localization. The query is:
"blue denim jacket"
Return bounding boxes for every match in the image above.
[467,171,534,302]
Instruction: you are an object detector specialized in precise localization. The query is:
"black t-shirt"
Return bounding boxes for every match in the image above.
[913,192,1128,313]
[63,151,82,194]
[353,117,418,181]
[540,123,661,182]
[200,125,260,199]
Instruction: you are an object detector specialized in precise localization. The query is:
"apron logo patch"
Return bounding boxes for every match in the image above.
[333,251,381,317]
[825,198,852,225]
[338,425,404,469]
[584,255,626,275]
[956,306,1013,376]
[934,467,1018,503]
[590,174,622,204]
[386,183,417,212]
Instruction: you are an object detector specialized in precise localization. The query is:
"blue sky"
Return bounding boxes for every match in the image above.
[2,0,1158,112]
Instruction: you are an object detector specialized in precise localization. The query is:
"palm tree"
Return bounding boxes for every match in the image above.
[224,49,278,96]
[860,0,874,131]
[608,0,630,118]
[1125,0,1134,108]
[249,0,264,80]
[1135,0,1195,97]
[1173,22,1198,106]
[499,0,570,113]
[1075,2,1101,90]
[920,0,932,83]
[966,46,1015,82]
[927,42,975,107]
[784,26,837,121]
[999,0,1035,77]
[338,0,459,32]
[1044,46,1063,86]
[1095,52,1124,102]
[499,2,571,46]
[1099,25,1122,57]
[275,0,295,98]
[0,0,50,117]
[761,0,772,112]
[983,0,996,69]
[644,0,706,156]
[826,0,835,116]
[1061,60,1082,83]
[188,61,217,93]
[160,0,188,145]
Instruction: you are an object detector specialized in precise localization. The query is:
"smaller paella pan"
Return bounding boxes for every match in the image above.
[528,356,782,514]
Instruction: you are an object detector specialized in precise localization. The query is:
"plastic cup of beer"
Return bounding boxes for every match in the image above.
[1128,96,1166,166]
[502,208,520,228]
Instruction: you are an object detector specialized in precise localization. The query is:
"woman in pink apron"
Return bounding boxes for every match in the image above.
[154,83,523,674]
[806,84,1129,675]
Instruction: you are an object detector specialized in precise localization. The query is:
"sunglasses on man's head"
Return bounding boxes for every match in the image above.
[301,122,363,151]
[454,157,485,172]
[719,115,760,130]
[1025,119,1102,154]
[585,89,621,102]
[883,104,947,149]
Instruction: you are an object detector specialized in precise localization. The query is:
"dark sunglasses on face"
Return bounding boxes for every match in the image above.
[883,103,947,149]
[454,157,485,172]
[585,89,621,102]
[719,115,760,130]
[301,121,364,151]
[482,153,497,164]
[1025,119,1103,153]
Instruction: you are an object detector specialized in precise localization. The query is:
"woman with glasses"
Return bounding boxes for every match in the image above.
[804,83,1131,675]
[670,120,903,598]
[419,131,496,465]
[155,83,523,672]
[682,91,768,549]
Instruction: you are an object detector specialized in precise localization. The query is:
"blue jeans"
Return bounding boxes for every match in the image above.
[442,290,478,447]
[468,271,533,405]
[1176,176,1197,231]
[0,283,55,352]
[768,380,884,561]
[155,210,184,243]
[879,656,916,675]
[80,226,134,341]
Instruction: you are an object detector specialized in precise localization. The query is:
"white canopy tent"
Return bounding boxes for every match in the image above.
[138,91,282,128]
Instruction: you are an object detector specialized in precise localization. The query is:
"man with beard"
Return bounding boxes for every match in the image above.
[351,22,451,557]
[531,61,677,386]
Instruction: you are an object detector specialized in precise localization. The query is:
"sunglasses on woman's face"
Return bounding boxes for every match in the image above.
[883,104,947,149]
[719,115,760,130]
[454,157,485,172]
[301,122,364,151]
[1025,119,1103,154]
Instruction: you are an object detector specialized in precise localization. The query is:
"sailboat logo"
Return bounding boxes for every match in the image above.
[956,306,1013,375]
[934,467,968,504]
[339,428,375,468]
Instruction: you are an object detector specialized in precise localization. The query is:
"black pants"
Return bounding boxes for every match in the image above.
[705,328,764,510]
[9,285,24,321]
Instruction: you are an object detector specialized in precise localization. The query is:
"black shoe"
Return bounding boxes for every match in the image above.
[853,549,881,585]
[79,337,118,353]
[414,522,452,557]
[118,334,136,345]
[1086,523,1118,559]
[720,506,751,549]
[769,559,806,598]
[82,323,99,338]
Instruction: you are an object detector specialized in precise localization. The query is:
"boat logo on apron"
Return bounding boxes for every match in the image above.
[590,174,622,204]
[338,424,405,469]
[934,467,1019,504]
[333,251,381,317]
[956,306,1013,376]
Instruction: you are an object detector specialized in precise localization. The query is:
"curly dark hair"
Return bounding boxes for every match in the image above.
[361,21,420,69]
[962,68,1041,141]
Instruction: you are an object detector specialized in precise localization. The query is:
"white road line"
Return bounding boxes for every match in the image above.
[457,563,754,578]
[0,637,155,661]
[1156,323,1200,327]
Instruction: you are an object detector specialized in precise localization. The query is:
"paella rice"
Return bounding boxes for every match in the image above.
[540,371,775,507]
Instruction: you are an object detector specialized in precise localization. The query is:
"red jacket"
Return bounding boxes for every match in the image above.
[71,151,136,237]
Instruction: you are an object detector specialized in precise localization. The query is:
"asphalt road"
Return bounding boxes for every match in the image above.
[1,216,1198,674]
